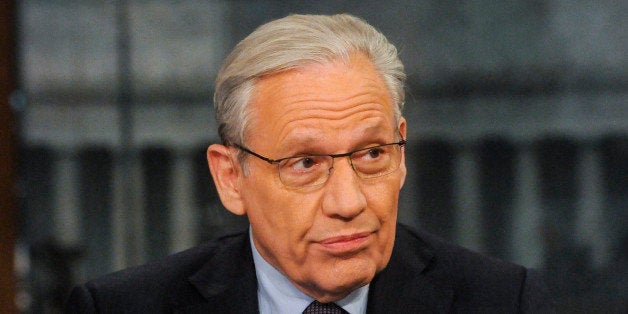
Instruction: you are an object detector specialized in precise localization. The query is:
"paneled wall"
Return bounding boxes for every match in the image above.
[15,1,627,312]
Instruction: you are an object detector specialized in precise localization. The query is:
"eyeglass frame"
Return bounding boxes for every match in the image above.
[233,138,406,188]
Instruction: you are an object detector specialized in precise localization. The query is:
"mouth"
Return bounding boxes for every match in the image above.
[318,231,373,255]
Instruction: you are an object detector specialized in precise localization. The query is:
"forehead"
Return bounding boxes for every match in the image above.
[247,54,396,151]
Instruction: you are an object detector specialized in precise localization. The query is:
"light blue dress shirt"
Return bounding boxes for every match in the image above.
[250,230,369,314]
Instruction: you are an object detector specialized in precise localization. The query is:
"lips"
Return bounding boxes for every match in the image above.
[318,231,373,254]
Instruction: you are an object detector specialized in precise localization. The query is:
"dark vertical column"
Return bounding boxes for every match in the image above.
[478,138,516,260]
[18,148,56,243]
[18,147,57,313]
[414,140,456,240]
[537,138,588,276]
[142,147,172,260]
[600,136,628,265]
[77,148,114,280]
[0,0,16,311]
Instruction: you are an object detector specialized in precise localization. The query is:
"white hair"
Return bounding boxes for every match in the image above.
[214,13,406,148]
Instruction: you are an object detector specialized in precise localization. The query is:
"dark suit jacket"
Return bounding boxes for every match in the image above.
[65,224,551,313]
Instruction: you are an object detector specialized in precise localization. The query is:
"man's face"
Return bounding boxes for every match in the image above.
[240,54,406,302]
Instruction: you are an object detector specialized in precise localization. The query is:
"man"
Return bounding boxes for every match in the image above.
[65,14,549,313]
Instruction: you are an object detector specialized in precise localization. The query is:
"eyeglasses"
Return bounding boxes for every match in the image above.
[234,139,406,188]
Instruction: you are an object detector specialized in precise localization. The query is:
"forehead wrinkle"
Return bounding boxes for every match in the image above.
[285,100,388,123]
[280,98,387,124]
[274,84,393,122]
[269,100,394,153]
[274,111,390,154]
[248,53,395,153]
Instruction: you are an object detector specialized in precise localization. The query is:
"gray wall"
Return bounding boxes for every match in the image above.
[15,1,627,312]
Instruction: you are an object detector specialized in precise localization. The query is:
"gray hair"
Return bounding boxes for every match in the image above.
[214,13,406,147]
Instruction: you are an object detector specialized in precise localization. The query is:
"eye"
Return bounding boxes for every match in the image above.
[367,148,382,159]
[356,147,385,161]
[298,157,316,169]
[281,156,323,173]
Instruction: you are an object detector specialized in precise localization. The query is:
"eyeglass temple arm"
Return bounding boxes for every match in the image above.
[234,144,279,164]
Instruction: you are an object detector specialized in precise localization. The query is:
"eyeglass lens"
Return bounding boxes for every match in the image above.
[277,144,402,188]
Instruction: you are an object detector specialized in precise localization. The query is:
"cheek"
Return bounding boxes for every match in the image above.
[364,180,400,222]
[242,175,321,244]
[368,183,400,266]
[246,191,324,270]
[252,191,319,231]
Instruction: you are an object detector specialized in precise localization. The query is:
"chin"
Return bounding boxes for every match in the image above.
[312,257,378,300]
[312,278,370,303]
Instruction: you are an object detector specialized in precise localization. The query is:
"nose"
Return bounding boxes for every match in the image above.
[321,157,367,219]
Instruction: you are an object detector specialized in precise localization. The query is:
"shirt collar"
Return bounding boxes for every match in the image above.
[250,228,369,314]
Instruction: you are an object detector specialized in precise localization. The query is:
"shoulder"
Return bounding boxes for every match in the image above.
[64,229,249,313]
[89,230,248,288]
[396,223,526,279]
[393,224,551,312]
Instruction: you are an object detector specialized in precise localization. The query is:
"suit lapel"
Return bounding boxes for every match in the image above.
[170,225,453,313]
[175,230,259,313]
[367,225,454,313]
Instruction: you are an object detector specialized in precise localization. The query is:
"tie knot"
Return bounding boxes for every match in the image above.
[303,300,348,314]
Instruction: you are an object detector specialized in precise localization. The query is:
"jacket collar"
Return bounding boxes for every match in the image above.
[176,224,453,313]
[176,230,259,313]
[367,224,454,313]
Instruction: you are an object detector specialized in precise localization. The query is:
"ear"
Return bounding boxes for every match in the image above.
[206,144,247,215]
[398,117,407,189]
[398,116,407,140]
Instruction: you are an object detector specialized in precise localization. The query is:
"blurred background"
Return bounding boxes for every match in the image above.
[0,0,626,312]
